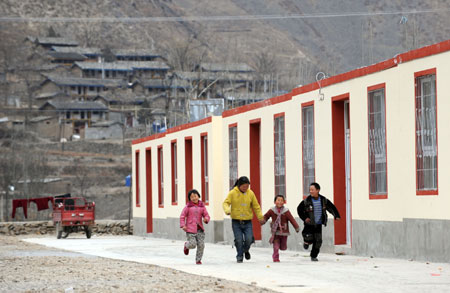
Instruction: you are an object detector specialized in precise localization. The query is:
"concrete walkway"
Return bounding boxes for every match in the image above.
[25,236,450,293]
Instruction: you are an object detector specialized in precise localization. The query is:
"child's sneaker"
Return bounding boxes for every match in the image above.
[273,259,280,262]
[183,244,189,255]
[196,261,202,265]
[311,257,318,262]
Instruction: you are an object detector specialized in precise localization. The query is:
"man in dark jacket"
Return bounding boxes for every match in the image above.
[297,182,340,261]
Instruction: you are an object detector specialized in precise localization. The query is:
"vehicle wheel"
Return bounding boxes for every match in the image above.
[56,222,62,239]
[85,226,92,239]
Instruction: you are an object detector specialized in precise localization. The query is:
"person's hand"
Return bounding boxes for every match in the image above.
[335,217,341,221]
[182,226,187,232]
[259,219,265,225]
[295,228,300,233]
[305,218,311,224]
[203,218,209,224]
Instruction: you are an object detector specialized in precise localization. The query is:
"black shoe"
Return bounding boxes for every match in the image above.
[311,257,318,262]
[303,243,309,250]
[244,251,251,260]
[237,259,243,263]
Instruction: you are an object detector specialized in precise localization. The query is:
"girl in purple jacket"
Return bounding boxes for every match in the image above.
[180,189,210,264]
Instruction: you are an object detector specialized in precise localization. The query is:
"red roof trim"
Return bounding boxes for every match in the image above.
[292,58,397,96]
[292,39,450,97]
[132,132,166,145]
[166,116,212,134]
[222,93,292,118]
[132,116,212,145]
[396,40,450,64]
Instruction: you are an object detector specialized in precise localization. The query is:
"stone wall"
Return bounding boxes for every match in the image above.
[0,220,133,236]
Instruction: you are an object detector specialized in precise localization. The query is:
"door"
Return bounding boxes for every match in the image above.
[249,120,262,240]
[332,95,351,245]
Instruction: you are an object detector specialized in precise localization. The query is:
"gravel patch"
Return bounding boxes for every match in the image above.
[0,235,277,292]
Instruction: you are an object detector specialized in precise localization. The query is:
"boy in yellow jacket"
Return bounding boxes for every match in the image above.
[223,176,264,263]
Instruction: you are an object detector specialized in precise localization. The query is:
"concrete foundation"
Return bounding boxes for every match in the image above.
[352,218,450,262]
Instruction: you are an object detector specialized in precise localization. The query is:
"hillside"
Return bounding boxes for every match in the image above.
[1,0,449,89]
[0,128,132,221]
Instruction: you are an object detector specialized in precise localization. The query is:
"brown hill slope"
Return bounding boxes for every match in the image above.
[2,0,449,89]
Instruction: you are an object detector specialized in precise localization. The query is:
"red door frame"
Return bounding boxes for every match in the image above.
[145,147,153,233]
[185,137,193,204]
[249,119,262,240]
[331,94,350,245]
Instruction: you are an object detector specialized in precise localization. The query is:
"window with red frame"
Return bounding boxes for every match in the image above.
[171,141,178,204]
[302,106,315,196]
[368,87,387,196]
[201,135,209,204]
[229,126,238,190]
[415,72,437,192]
[274,115,286,196]
[158,146,164,206]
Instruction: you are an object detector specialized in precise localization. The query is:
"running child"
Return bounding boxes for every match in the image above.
[180,189,210,264]
[262,194,300,262]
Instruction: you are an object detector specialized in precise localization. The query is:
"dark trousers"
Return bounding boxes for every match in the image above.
[302,224,323,258]
[231,219,254,261]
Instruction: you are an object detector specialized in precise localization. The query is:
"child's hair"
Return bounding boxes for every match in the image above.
[310,182,321,190]
[274,194,285,202]
[233,176,250,188]
[187,189,201,201]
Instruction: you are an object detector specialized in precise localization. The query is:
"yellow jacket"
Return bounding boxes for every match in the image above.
[223,187,263,220]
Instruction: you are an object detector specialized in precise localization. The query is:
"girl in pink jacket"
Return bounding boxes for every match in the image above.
[180,189,210,264]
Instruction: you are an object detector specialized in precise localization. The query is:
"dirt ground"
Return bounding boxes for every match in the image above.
[0,235,276,293]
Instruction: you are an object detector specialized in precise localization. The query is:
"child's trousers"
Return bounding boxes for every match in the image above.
[185,231,205,262]
[272,235,288,261]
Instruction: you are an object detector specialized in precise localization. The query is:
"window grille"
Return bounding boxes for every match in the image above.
[158,148,164,205]
[202,136,209,203]
[229,126,238,190]
[274,116,286,196]
[171,142,177,204]
[302,106,315,196]
[415,74,437,191]
[368,88,387,195]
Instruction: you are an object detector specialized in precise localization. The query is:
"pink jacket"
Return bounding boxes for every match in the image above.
[179,200,210,233]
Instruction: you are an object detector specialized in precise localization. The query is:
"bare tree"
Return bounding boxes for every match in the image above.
[78,21,100,47]
[166,35,203,72]
[0,142,23,221]
[25,149,54,198]
[67,158,96,198]
[253,51,278,94]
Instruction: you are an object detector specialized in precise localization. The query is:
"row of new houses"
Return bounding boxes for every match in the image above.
[131,39,450,263]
